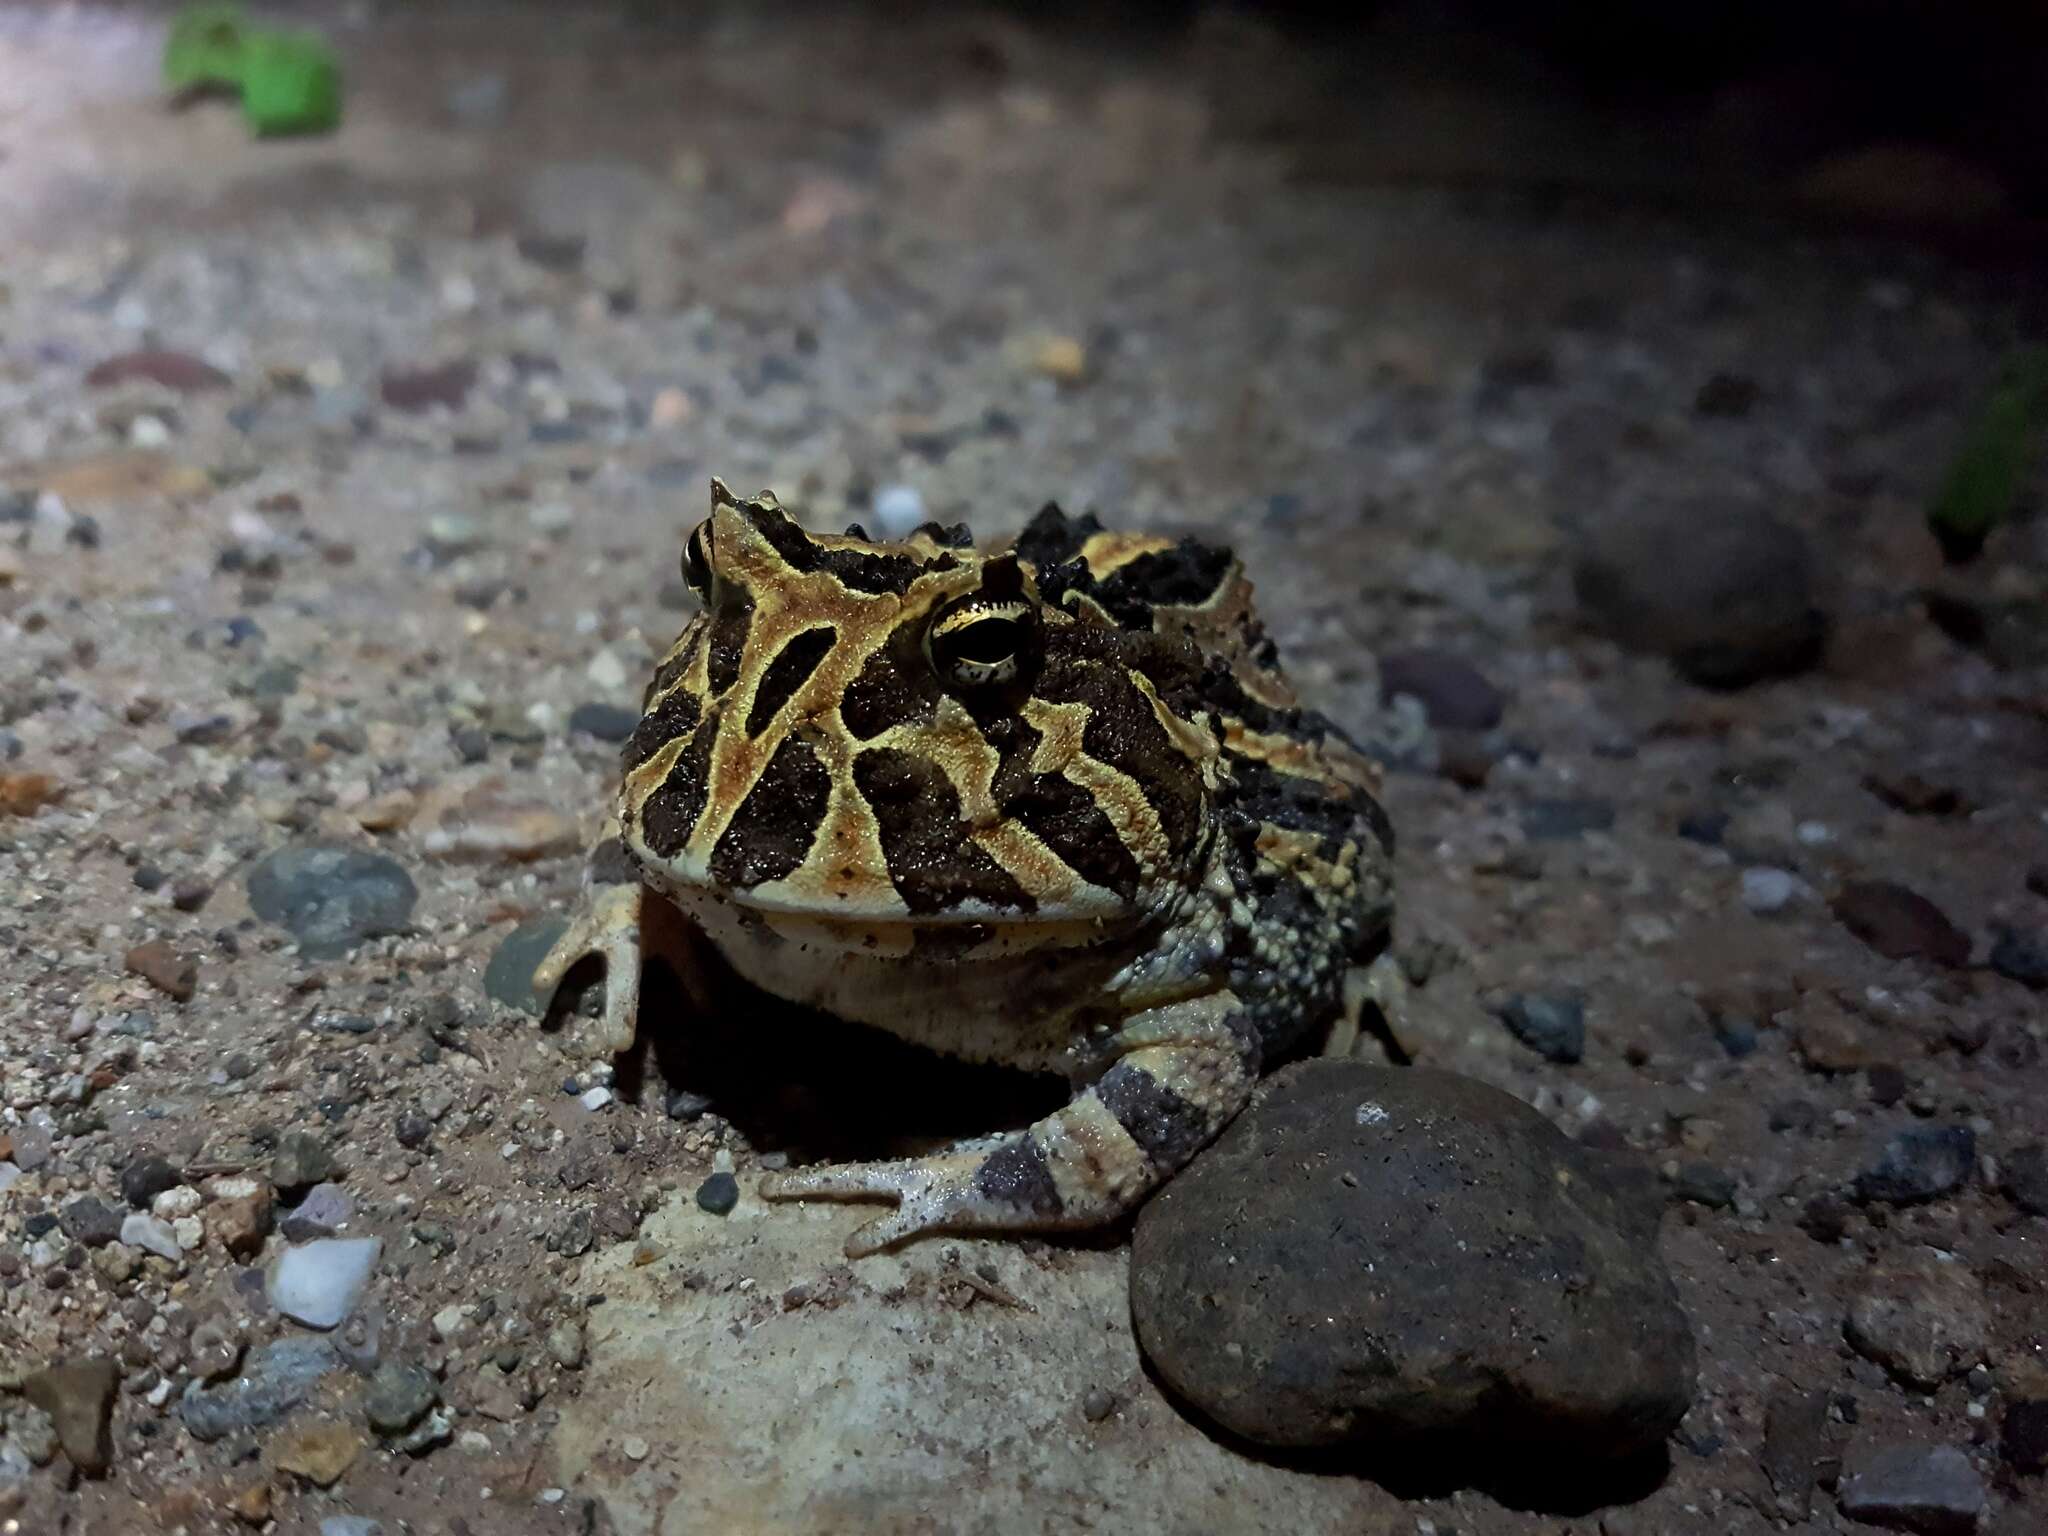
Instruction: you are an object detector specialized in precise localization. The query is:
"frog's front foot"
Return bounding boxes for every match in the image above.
[533,884,646,1057]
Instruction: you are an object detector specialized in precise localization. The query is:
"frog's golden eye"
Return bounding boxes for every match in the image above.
[682,518,714,599]
[925,596,1041,691]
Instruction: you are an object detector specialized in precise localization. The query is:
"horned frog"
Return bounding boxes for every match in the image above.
[535,480,1397,1256]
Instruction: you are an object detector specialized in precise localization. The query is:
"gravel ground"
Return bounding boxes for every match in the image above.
[2,5,2045,1534]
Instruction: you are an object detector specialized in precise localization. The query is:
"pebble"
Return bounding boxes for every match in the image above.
[1836,1442,1983,1536]
[8,1404,58,1466]
[1572,501,1826,686]
[1989,925,2048,989]
[545,1318,587,1370]
[870,484,927,539]
[270,1420,363,1486]
[1518,797,1615,841]
[246,844,419,958]
[1377,649,1507,731]
[272,1130,338,1192]
[1669,1162,1737,1209]
[1844,1249,1988,1388]
[568,701,638,741]
[363,1360,439,1436]
[58,1197,121,1249]
[280,1182,355,1240]
[1999,1142,2048,1217]
[186,1318,242,1382]
[180,1336,340,1441]
[380,359,477,413]
[8,1119,53,1171]
[484,916,570,1014]
[421,790,578,863]
[266,1237,382,1329]
[1831,881,1971,968]
[695,1171,740,1215]
[623,1435,650,1461]
[321,1518,387,1536]
[580,1086,614,1112]
[1740,867,1800,915]
[1495,992,1586,1063]
[123,939,198,1001]
[120,1212,182,1261]
[23,1359,119,1475]
[1855,1125,1976,1206]
[1760,1388,1831,1520]
[457,1428,493,1455]
[1131,1062,1693,1456]
[85,348,231,391]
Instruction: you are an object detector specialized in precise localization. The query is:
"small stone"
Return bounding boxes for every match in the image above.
[1518,798,1615,841]
[7,1118,53,1170]
[586,649,630,692]
[1694,371,1760,418]
[272,1131,338,1192]
[120,1212,182,1262]
[665,1088,713,1121]
[568,702,638,742]
[1740,867,1800,915]
[623,1434,650,1461]
[123,939,197,1001]
[579,1086,613,1112]
[187,1318,243,1382]
[1795,1004,1890,1074]
[1761,1388,1831,1520]
[321,1518,387,1536]
[1837,1442,1984,1536]
[1029,334,1088,383]
[545,1319,586,1370]
[1844,1249,1988,1388]
[695,1172,739,1215]
[270,1419,362,1486]
[648,386,693,429]
[1832,882,1971,968]
[1999,1142,2048,1217]
[1989,926,2048,989]
[1378,650,1507,731]
[8,1404,58,1465]
[246,844,418,959]
[421,789,578,863]
[396,1406,455,1456]
[180,1336,340,1442]
[380,359,477,413]
[0,771,63,817]
[280,1182,355,1241]
[1855,1125,1976,1206]
[86,349,231,392]
[2002,1400,2048,1476]
[870,484,927,539]
[484,916,570,1014]
[353,789,417,832]
[207,1191,275,1259]
[394,1111,432,1149]
[58,1197,122,1249]
[1669,1163,1737,1209]
[228,1480,272,1525]
[1677,809,1728,845]
[169,876,213,912]
[152,1183,202,1220]
[1130,1063,1694,1456]
[266,1237,381,1330]
[432,1304,468,1341]
[457,1429,493,1455]
[1081,1388,1117,1423]
[362,1361,438,1437]
[1495,993,1585,1064]
[23,1359,119,1476]
[1573,501,1825,686]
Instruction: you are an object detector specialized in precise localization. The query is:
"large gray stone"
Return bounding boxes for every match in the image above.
[246,844,417,959]
[1838,1442,1984,1536]
[1130,1061,1696,1458]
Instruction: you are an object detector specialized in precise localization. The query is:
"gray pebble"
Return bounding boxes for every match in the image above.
[246,844,418,959]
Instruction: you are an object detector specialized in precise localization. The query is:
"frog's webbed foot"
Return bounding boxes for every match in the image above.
[534,883,646,1057]
[1334,950,1415,1063]
[760,993,1254,1257]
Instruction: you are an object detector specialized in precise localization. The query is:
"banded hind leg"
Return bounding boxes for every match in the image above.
[758,992,1255,1257]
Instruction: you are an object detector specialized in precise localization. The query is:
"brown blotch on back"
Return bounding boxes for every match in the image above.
[705,587,755,698]
[622,687,701,772]
[710,733,833,889]
[840,639,940,741]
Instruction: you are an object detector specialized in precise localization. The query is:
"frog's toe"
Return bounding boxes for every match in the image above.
[534,886,643,1056]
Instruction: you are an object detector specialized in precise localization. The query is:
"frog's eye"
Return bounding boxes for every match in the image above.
[682,519,715,599]
[925,596,1041,691]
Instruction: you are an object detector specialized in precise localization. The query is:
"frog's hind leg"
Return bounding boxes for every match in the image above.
[532,817,688,1057]
[759,992,1255,1258]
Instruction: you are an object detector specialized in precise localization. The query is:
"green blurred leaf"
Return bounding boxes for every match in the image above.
[240,33,342,137]
[1928,347,2048,563]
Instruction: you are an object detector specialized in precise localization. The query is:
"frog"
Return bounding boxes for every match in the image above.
[534,479,1397,1257]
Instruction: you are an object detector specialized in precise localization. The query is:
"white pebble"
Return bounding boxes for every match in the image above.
[458,1430,493,1454]
[586,650,629,692]
[266,1236,382,1329]
[623,1435,650,1461]
[120,1213,182,1262]
[579,1086,614,1112]
[1741,867,1800,915]
[151,1184,202,1219]
[870,484,926,539]
[321,1518,387,1536]
[129,414,171,448]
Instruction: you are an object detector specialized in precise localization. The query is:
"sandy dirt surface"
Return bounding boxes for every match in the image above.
[1,4,2044,1534]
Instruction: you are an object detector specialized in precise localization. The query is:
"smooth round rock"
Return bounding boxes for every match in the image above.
[246,844,418,959]
[484,915,570,1014]
[1131,1061,1695,1459]
[1572,502,1826,687]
